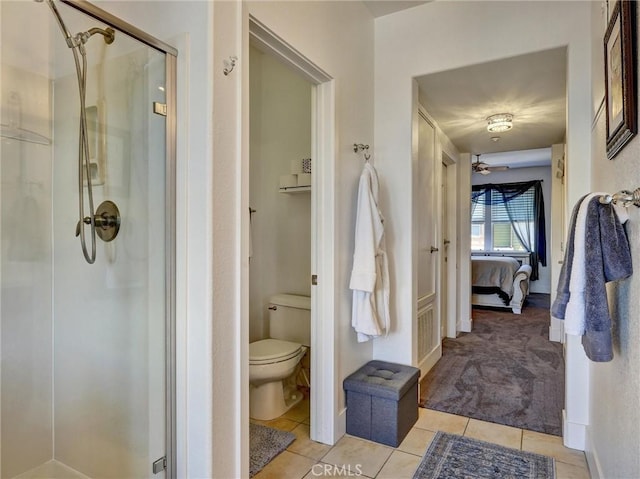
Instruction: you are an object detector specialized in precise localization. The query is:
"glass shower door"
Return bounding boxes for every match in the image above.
[1,1,175,477]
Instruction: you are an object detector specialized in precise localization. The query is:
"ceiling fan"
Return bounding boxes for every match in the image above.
[471,154,509,175]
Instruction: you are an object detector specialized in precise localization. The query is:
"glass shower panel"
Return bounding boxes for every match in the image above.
[1,1,169,477]
[1,3,55,477]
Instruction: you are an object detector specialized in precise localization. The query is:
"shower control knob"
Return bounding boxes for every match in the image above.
[75,200,121,242]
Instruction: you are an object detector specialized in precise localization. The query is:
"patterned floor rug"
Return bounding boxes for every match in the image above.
[412,431,555,479]
[420,295,564,435]
[249,423,295,477]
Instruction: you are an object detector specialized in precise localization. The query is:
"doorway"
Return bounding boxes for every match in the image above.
[247,17,336,446]
[248,40,313,418]
[414,47,566,438]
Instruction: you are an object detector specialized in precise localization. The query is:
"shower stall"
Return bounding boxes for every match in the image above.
[0,1,176,477]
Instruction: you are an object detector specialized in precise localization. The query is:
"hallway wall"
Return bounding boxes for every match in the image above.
[587,3,640,477]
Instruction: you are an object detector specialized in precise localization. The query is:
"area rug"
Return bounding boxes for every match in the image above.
[420,297,564,436]
[412,431,555,479]
[249,423,295,477]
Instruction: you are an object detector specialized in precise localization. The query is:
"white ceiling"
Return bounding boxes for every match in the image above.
[417,47,567,168]
[363,1,429,18]
[476,148,552,169]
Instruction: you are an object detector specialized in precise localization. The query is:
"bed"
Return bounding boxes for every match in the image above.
[471,256,532,314]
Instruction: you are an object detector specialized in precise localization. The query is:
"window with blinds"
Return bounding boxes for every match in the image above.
[472,189,532,251]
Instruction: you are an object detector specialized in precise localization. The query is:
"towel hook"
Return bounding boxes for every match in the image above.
[223,56,238,76]
[353,143,370,161]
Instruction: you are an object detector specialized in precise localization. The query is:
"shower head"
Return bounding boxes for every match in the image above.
[42,0,115,48]
[84,27,115,45]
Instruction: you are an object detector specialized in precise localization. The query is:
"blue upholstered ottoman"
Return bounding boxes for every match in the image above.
[343,360,420,447]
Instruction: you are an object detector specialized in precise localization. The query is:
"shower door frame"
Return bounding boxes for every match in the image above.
[60,1,178,476]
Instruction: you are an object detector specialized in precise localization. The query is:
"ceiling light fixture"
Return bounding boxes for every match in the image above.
[486,113,513,133]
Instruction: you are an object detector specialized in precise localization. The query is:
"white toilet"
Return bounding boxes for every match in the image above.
[249,294,310,420]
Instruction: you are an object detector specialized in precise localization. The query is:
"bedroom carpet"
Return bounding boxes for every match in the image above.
[419,295,564,436]
[412,431,555,479]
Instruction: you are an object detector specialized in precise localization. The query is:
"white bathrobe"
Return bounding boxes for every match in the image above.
[349,162,390,342]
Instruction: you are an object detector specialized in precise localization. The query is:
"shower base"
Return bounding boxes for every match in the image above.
[13,460,89,479]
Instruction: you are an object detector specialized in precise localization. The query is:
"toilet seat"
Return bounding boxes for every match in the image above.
[249,339,303,365]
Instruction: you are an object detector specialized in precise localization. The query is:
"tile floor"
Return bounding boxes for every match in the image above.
[251,398,591,479]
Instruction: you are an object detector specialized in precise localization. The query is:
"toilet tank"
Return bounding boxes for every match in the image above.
[268,294,311,346]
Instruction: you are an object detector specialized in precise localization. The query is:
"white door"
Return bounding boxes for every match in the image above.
[416,111,441,376]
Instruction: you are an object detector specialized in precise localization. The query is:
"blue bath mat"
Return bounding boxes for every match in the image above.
[250,423,295,477]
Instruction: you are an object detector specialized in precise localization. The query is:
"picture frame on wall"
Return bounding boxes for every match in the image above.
[604,0,636,160]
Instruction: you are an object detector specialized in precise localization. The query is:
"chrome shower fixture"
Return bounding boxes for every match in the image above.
[42,0,119,264]
[45,0,114,49]
[82,27,115,45]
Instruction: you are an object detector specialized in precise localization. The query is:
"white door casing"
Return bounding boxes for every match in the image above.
[549,143,566,342]
[441,162,448,340]
[442,154,459,339]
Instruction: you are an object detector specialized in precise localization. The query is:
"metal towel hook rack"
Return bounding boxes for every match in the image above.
[353,143,371,161]
[599,188,640,207]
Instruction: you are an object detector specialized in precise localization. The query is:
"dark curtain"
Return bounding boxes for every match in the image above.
[471,180,546,280]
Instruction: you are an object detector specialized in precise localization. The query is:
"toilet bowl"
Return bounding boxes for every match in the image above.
[249,294,311,420]
[249,338,307,420]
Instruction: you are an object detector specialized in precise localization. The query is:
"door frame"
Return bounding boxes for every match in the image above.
[441,153,458,339]
[247,16,336,446]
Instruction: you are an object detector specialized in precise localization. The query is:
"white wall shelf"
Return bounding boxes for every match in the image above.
[279,186,311,193]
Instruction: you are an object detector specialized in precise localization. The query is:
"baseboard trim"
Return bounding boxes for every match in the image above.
[562,409,586,450]
[584,427,603,479]
[459,317,473,333]
[334,407,346,444]
[418,345,442,378]
[549,317,564,343]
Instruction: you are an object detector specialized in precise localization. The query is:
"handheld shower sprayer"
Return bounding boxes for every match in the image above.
[44,0,74,47]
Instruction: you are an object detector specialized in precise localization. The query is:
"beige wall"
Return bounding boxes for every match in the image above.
[587,2,640,477]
